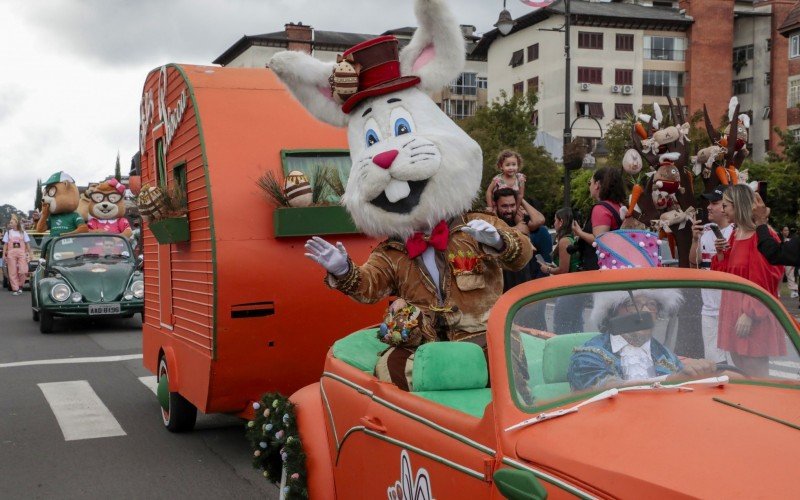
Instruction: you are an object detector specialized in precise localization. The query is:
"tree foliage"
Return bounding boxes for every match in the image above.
[114,152,122,181]
[458,90,562,218]
[34,178,42,210]
[745,129,800,229]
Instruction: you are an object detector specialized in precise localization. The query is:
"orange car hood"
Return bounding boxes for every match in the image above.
[514,384,800,498]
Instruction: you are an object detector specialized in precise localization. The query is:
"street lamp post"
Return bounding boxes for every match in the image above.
[562,0,572,208]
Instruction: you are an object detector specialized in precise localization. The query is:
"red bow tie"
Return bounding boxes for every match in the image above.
[406,220,449,259]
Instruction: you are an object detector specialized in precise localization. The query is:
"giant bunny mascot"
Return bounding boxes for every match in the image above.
[270,0,532,393]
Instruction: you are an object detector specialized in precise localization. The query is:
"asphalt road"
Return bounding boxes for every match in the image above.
[0,289,277,499]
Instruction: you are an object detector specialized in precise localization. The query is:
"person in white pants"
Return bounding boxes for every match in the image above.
[781,227,798,298]
[688,186,733,363]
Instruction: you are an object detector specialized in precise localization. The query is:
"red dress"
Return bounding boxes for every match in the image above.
[712,230,786,356]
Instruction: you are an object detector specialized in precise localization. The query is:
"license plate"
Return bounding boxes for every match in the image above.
[88,303,121,315]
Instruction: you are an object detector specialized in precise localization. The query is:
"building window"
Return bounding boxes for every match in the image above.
[644,36,685,61]
[789,79,800,107]
[527,43,539,62]
[615,69,633,86]
[643,70,685,97]
[530,109,539,127]
[764,139,771,151]
[576,102,604,118]
[442,99,476,120]
[733,44,754,63]
[512,82,524,95]
[616,34,634,51]
[792,128,800,141]
[614,103,634,120]
[765,72,771,86]
[450,72,477,96]
[732,78,754,95]
[791,35,800,58]
[509,49,524,68]
[477,76,487,89]
[527,77,539,94]
[578,31,603,50]
[578,66,603,84]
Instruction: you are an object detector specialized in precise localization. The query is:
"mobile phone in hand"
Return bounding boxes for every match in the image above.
[709,223,724,240]
[534,254,547,266]
[757,181,768,206]
[694,208,706,224]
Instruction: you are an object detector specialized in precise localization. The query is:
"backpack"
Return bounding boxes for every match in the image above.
[576,202,622,271]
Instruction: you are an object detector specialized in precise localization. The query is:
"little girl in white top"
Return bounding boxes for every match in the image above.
[485,149,526,213]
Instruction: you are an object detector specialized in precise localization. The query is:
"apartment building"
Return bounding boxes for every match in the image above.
[212,23,488,121]
[778,1,800,140]
[473,0,691,157]
[476,0,796,161]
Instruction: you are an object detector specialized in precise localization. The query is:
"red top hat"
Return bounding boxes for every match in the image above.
[330,35,421,114]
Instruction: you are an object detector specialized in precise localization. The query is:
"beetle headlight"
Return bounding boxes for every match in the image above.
[131,280,144,299]
[51,283,71,302]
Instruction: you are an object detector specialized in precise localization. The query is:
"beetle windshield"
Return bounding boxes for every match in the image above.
[51,236,131,262]
[508,284,800,410]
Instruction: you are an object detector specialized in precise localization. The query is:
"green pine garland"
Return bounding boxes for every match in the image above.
[245,392,308,499]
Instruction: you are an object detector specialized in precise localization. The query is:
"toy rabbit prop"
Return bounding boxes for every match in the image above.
[270,0,532,392]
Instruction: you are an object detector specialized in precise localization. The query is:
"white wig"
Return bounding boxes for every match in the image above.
[589,289,684,332]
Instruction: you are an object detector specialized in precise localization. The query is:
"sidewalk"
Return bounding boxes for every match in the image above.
[779,283,800,320]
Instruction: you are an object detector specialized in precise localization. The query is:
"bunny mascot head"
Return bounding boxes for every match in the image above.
[270,0,532,394]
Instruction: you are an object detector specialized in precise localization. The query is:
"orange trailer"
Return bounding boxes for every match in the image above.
[138,63,383,431]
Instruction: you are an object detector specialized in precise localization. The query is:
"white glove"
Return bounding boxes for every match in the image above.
[461,219,503,250]
[304,236,350,276]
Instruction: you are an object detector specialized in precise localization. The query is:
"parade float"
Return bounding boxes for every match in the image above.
[136,63,383,432]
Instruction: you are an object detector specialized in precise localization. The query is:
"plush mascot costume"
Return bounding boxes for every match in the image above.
[270,0,532,393]
[35,171,88,236]
[85,179,132,237]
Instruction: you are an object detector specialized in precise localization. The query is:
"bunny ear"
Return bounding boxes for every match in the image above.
[739,113,750,129]
[728,96,739,123]
[399,0,465,94]
[268,51,348,128]
[653,103,663,128]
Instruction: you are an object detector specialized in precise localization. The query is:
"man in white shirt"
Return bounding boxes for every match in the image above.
[689,185,734,363]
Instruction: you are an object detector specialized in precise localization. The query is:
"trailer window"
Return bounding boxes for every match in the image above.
[173,162,187,202]
[280,149,350,203]
[155,138,167,189]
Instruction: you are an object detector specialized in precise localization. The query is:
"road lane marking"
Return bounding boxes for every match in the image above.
[0,353,142,369]
[38,381,127,441]
[139,376,158,395]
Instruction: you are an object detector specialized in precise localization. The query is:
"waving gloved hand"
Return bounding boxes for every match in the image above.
[461,219,503,250]
[304,236,350,276]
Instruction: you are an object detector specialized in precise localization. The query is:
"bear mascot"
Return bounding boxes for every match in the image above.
[270,0,533,395]
[35,171,88,236]
[85,179,132,237]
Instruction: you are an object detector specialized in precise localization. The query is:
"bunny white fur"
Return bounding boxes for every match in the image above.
[269,0,481,240]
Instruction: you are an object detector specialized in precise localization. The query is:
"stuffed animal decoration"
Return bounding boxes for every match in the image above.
[283,170,313,207]
[269,0,533,392]
[622,149,643,175]
[701,96,748,190]
[651,152,683,211]
[85,179,132,237]
[35,171,88,236]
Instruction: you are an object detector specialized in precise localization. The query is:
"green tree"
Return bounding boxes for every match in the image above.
[458,90,562,218]
[114,151,122,181]
[34,178,42,210]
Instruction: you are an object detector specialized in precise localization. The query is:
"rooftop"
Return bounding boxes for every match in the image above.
[472,0,693,58]
[778,1,800,36]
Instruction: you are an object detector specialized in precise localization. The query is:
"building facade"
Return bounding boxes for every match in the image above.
[212,23,488,121]
[778,1,800,141]
[476,0,796,161]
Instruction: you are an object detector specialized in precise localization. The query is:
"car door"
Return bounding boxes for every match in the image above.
[358,386,496,499]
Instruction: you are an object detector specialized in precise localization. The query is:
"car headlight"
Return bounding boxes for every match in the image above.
[131,280,144,299]
[51,283,71,302]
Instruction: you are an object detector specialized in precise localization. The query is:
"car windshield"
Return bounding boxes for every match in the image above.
[508,284,800,410]
[50,236,131,262]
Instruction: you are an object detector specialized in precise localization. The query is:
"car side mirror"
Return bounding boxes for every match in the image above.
[137,255,144,269]
[39,258,46,265]
[493,468,547,500]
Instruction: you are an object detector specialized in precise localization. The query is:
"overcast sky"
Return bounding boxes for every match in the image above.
[0,0,538,212]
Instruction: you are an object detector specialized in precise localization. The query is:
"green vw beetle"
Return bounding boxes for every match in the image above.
[31,233,143,333]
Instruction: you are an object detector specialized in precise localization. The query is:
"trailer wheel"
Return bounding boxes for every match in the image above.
[157,357,197,433]
[40,310,54,334]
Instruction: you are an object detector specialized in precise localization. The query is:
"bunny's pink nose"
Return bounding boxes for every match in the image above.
[372,150,399,169]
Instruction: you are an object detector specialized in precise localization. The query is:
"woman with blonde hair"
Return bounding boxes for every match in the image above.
[712,184,785,377]
[2,216,31,295]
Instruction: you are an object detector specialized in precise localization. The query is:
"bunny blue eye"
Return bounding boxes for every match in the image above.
[394,118,412,136]
[365,129,380,147]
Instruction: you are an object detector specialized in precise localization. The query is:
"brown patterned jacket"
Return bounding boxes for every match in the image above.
[327,211,533,344]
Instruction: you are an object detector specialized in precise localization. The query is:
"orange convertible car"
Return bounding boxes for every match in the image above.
[288,268,800,498]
